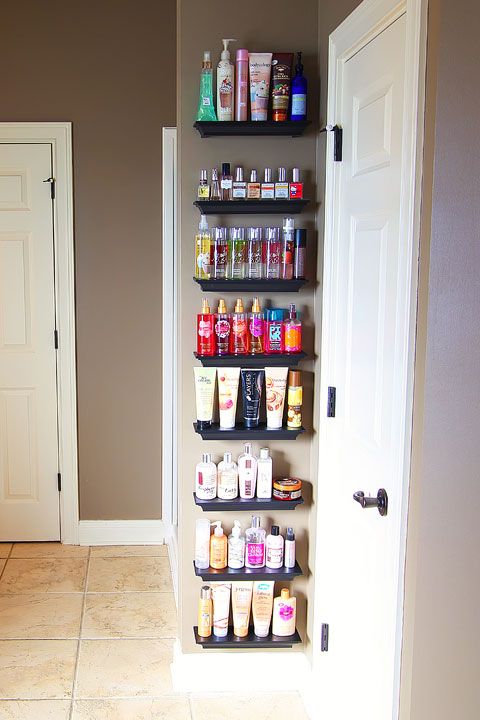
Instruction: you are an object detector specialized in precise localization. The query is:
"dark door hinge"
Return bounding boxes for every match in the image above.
[57,473,62,492]
[320,124,343,162]
[321,623,329,652]
[327,386,336,417]
[43,177,56,199]
[54,329,59,349]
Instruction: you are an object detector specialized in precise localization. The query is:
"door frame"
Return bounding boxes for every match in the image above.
[0,122,78,544]
[309,0,428,716]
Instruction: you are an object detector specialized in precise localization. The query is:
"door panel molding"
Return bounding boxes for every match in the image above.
[0,123,78,544]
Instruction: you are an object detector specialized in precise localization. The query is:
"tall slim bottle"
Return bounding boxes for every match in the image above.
[215,298,231,356]
[230,298,248,355]
[235,49,249,121]
[194,215,212,279]
[229,227,246,279]
[213,227,228,279]
[249,297,264,354]
[247,227,263,278]
[197,299,215,356]
[196,51,217,121]
[290,52,308,121]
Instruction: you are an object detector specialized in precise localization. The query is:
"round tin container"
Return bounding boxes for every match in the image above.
[273,477,302,501]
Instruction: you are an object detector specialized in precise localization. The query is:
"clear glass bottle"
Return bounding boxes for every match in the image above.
[229,227,246,279]
[196,51,217,122]
[220,162,233,200]
[213,227,228,279]
[194,215,212,280]
[197,169,210,199]
[228,520,245,569]
[261,168,275,199]
[281,217,295,280]
[245,515,266,568]
[247,227,263,278]
[210,168,221,200]
[248,297,264,355]
[275,168,290,199]
[289,168,303,199]
[232,167,247,199]
[238,442,258,498]
[247,169,261,199]
[265,227,281,279]
[217,451,239,499]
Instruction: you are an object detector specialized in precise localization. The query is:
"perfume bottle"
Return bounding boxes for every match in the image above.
[289,168,303,199]
[247,170,261,199]
[197,298,215,356]
[238,444,258,499]
[247,227,263,279]
[291,52,307,122]
[230,297,248,355]
[265,227,281,279]
[281,217,295,280]
[284,303,302,353]
[245,515,265,568]
[261,168,275,199]
[215,298,231,356]
[275,168,290,199]
[194,215,212,280]
[232,167,247,199]
[210,168,221,200]
[249,297,264,355]
[264,309,285,354]
[229,227,246,279]
[213,227,228,279]
[197,169,210,199]
[220,162,233,200]
[196,51,217,121]
[293,229,307,279]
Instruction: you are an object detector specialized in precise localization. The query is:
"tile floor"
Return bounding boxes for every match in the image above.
[0,542,310,719]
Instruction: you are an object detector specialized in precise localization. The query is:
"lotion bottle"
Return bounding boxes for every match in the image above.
[210,521,227,569]
[272,587,296,636]
[245,515,266,568]
[217,39,236,121]
[217,451,239,499]
[195,452,217,500]
[266,525,284,569]
[228,520,245,569]
[238,442,258,498]
[256,447,273,498]
[197,585,213,637]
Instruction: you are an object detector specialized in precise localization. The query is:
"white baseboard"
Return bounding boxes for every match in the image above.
[170,639,312,694]
[78,520,170,546]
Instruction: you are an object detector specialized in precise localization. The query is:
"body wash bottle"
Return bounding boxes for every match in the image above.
[210,521,227,570]
[228,520,245,569]
[238,442,258,499]
[217,39,235,121]
[245,515,266,568]
[195,452,217,500]
[196,51,217,121]
[272,588,296,636]
[256,447,273,498]
[217,451,239,499]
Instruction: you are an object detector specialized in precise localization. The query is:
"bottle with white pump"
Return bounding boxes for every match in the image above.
[256,447,273,498]
[217,39,236,121]
[195,453,217,500]
[217,452,238,500]
[228,520,245,569]
[238,442,258,499]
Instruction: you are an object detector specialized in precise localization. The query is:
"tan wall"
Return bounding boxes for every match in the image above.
[0,0,176,519]
[177,0,319,651]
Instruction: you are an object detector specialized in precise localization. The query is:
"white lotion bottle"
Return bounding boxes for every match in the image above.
[195,518,211,569]
[217,39,235,121]
[217,452,239,500]
[195,453,217,500]
[238,442,258,499]
[266,525,284,569]
[256,447,273,498]
[228,520,245,569]
[284,527,296,569]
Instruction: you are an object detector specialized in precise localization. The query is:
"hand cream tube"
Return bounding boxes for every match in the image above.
[231,581,253,637]
[212,582,231,638]
[265,366,288,428]
[194,367,216,429]
[218,367,240,429]
[241,369,264,428]
[252,580,274,637]
[249,53,273,121]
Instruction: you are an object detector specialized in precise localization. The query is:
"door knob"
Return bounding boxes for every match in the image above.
[353,489,388,516]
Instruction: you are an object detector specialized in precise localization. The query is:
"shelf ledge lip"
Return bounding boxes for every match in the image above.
[193,422,305,440]
[192,277,308,292]
[193,199,310,215]
[193,120,311,138]
[193,352,307,367]
[193,492,304,511]
[194,626,302,648]
[193,559,303,581]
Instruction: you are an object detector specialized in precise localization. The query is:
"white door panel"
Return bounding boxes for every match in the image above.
[0,143,59,540]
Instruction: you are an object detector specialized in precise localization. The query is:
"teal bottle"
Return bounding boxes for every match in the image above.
[196,51,217,121]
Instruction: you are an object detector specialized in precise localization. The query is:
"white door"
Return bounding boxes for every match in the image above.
[315,10,418,720]
[0,143,60,540]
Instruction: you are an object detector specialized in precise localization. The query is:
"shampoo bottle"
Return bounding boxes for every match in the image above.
[195,452,217,500]
[210,521,227,570]
[217,451,239,500]
[238,442,258,499]
[217,39,236,121]
[256,447,273,498]
[196,51,217,121]
[272,587,296,636]
[197,585,213,637]
[228,520,245,569]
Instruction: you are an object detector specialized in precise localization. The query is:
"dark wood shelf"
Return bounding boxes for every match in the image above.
[193,493,304,512]
[194,120,311,138]
[193,352,307,367]
[194,626,302,648]
[193,560,303,581]
[193,422,305,440]
[193,199,309,215]
[193,277,308,292]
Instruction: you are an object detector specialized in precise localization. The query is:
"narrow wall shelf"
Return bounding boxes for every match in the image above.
[193,352,307,368]
[193,199,309,215]
[193,560,303,581]
[194,120,311,138]
[193,277,308,292]
[194,627,302,648]
[193,423,305,440]
[193,493,304,512]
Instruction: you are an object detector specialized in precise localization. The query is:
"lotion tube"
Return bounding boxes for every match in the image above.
[218,367,240,428]
[252,580,274,637]
[194,367,216,429]
[231,581,253,637]
[249,53,272,121]
[212,582,231,638]
[265,367,288,428]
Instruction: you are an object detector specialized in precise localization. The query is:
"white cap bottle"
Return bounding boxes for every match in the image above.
[217,451,239,500]
[195,453,217,500]
[256,447,273,499]
[228,520,245,569]
[238,442,258,499]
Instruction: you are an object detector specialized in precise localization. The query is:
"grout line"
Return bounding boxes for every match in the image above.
[69,546,91,720]
[0,543,14,582]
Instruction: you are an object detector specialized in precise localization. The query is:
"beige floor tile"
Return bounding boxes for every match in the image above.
[73,697,191,719]
[83,592,177,638]
[0,559,5,574]
[0,640,77,699]
[190,693,310,720]
[0,593,83,639]
[0,559,87,594]
[87,557,172,593]
[0,700,71,719]
[0,543,12,558]
[11,543,89,559]
[90,545,168,558]
[75,639,174,698]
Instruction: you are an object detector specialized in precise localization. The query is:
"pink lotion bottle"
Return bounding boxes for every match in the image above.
[235,49,249,121]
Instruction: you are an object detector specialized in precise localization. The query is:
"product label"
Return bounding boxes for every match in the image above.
[232,184,247,199]
[278,601,295,622]
[275,183,290,199]
[214,244,228,268]
[198,319,213,338]
[289,183,303,199]
[198,186,210,199]
[249,317,264,337]
[268,323,283,350]
[202,97,211,106]
[215,319,230,339]
[232,318,247,336]
[285,326,301,351]
[218,470,238,499]
[266,545,283,566]
[288,387,303,405]
[291,94,307,116]
[261,184,275,199]
[272,63,291,111]
[247,542,265,566]
[220,178,233,189]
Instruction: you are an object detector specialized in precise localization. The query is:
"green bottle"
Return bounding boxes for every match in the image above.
[196,51,217,121]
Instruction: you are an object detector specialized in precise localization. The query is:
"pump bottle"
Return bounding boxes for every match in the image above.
[210,521,227,569]
[217,39,236,121]
[217,451,239,499]
[228,520,245,569]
